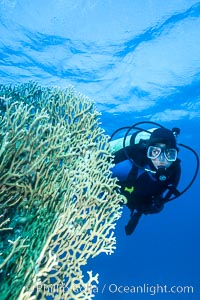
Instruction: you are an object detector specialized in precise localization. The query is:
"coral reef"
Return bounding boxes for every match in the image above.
[0,82,124,299]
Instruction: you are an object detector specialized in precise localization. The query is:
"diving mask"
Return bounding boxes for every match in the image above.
[147,145,177,162]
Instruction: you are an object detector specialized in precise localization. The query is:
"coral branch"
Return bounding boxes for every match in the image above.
[0,82,123,300]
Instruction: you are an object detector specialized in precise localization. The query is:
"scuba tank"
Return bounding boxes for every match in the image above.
[110,128,155,154]
[110,134,132,154]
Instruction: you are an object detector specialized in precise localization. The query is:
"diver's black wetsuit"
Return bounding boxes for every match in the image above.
[112,143,181,214]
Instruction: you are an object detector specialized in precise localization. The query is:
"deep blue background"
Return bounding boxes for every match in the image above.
[1,1,200,299]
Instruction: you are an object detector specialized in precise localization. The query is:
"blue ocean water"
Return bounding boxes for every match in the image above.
[1,1,200,299]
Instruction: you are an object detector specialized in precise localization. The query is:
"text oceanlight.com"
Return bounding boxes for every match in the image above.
[104,283,194,295]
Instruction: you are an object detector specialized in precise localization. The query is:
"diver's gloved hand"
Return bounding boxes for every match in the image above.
[150,202,164,214]
[144,197,164,214]
[150,197,164,214]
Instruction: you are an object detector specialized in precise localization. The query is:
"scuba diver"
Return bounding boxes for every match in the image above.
[110,121,199,236]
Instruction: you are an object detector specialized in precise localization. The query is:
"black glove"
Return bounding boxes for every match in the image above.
[150,202,164,213]
[151,197,164,214]
[143,197,164,214]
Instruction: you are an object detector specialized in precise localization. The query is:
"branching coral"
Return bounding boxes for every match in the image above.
[0,82,125,299]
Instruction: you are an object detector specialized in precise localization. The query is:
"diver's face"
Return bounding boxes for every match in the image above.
[149,143,173,169]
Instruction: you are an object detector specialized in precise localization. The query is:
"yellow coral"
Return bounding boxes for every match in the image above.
[0,82,124,299]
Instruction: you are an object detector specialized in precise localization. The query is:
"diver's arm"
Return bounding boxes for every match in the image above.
[173,159,181,187]
[144,162,181,214]
[163,160,181,203]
